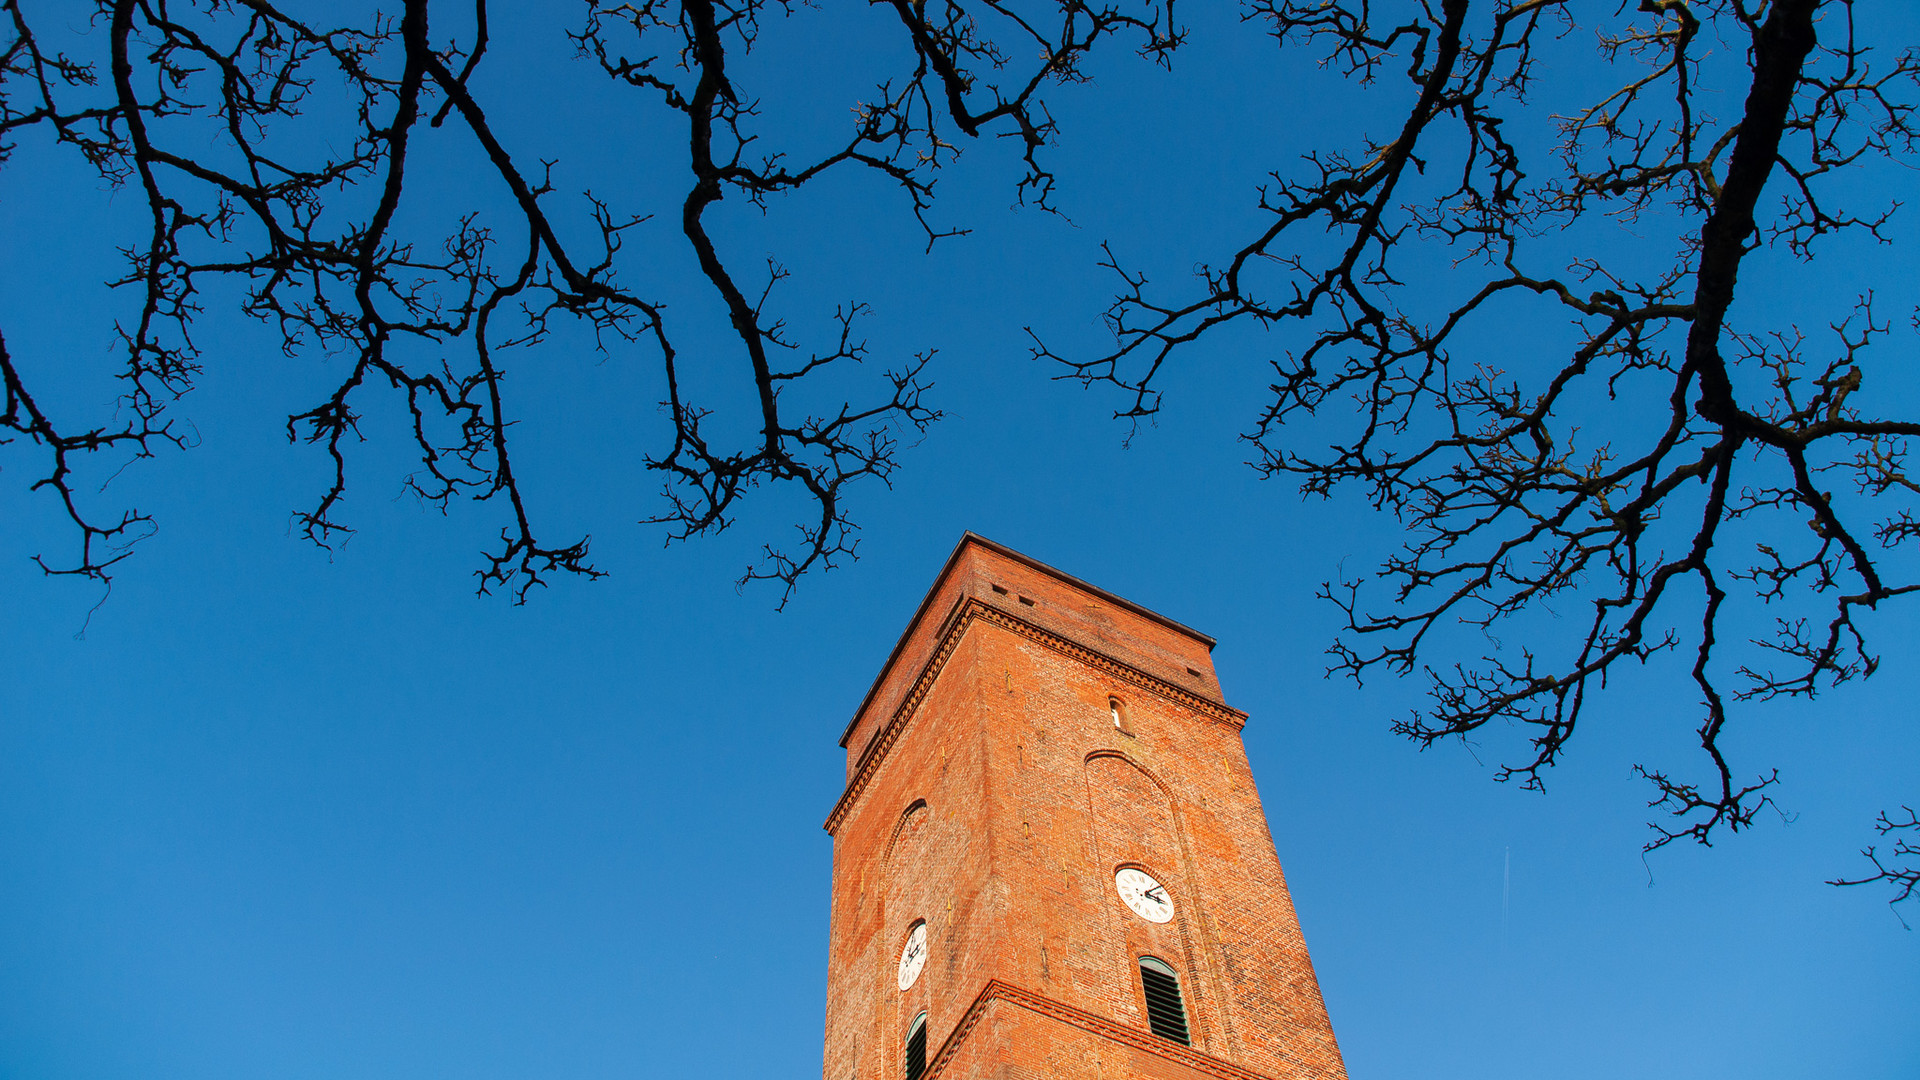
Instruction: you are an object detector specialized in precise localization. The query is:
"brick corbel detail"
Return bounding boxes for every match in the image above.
[824,598,1247,834]
[926,979,1322,1080]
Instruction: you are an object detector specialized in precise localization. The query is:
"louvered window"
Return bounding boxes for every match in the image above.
[904,1011,928,1080]
[1138,956,1190,1045]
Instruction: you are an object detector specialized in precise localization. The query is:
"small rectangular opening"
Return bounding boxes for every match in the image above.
[1018,596,1035,606]
[990,584,1009,595]
[1186,667,1203,677]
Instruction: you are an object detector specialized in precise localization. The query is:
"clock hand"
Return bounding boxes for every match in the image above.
[1145,886,1167,904]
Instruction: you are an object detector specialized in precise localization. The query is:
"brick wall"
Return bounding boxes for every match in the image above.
[822,537,1347,1080]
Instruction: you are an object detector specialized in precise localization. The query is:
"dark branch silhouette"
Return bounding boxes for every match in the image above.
[1046,0,1918,910]
[1,0,1174,605]
[8,0,1912,911]
[1828,807,1920,926]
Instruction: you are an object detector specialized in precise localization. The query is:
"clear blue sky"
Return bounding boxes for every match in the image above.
[3,4,1916,1078]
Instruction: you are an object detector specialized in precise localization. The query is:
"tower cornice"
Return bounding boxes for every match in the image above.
[823,595,1247,835]
[838,532,1218,749]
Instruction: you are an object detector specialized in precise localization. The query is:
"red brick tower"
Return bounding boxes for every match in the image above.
[822,534,1348,1080]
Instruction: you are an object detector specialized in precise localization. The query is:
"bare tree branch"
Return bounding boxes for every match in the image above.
[1829,807,1920,926]
[1050,0,1919,901]
[2,0,1174,605]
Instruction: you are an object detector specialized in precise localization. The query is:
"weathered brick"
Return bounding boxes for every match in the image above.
[822,534,1347,1080]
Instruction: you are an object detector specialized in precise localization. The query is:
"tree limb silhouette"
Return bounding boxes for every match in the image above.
[2,0,1174,604]
[1050,0,1918,908]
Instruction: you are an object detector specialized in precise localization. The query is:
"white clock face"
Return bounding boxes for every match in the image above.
[1115,868,1174,923]
[896,922,929,991]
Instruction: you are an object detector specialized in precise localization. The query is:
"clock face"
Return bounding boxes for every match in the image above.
[896,922,929,991]
[1115,868,1174,923]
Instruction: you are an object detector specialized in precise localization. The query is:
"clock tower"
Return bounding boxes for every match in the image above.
[822,535,1349,1080]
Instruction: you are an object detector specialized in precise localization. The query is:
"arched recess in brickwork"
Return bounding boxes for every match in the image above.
[1084,748,1167,784]
[884,799,929,869]
[879,801,931,963]
[1082,750,1233,1056]
[1083,751,1179,869]
[879,797,934,1049]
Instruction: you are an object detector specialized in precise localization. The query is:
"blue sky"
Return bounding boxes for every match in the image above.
[3,3,1917,1078]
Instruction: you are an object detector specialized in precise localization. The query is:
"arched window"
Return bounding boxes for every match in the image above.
[1109,696,1132,735]
[904,1011,929,1080]
[1138,956,1190,1045]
